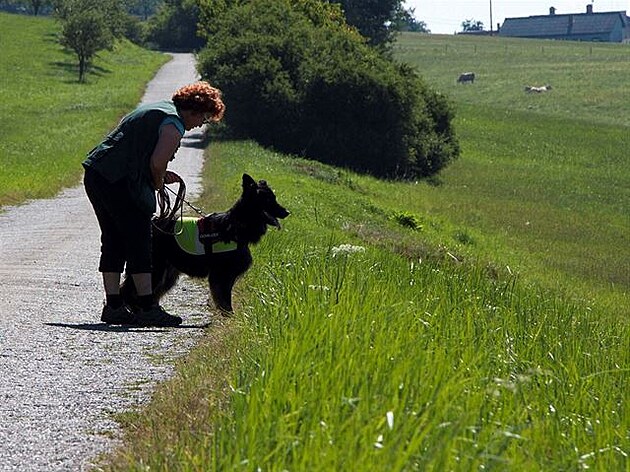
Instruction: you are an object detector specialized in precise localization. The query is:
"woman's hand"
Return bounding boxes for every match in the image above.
[164,170,182,185]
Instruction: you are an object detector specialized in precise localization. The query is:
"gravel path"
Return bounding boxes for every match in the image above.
[0,53,212,471]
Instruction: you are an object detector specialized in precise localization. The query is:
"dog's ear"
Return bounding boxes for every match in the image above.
[242,174,257,190]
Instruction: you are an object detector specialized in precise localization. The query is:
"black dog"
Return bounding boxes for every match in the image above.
[121,174,289,313]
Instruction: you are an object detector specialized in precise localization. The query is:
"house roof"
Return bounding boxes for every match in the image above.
[500,11,628,38]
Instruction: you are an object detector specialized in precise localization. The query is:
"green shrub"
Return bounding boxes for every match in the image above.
[392,210,423,230]
[145,0,204,51]
[121,14,146,45]
[197,0,459,179]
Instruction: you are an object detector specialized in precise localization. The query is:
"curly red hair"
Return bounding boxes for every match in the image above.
[172,81,225,122]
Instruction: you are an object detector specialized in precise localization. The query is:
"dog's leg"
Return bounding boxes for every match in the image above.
[208,272,235,314]
[207,249,253,314]
[153,264,180,305]
[120,273,139,310]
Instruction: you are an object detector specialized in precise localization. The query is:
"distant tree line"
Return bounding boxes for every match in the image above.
[2,0,429,49]
[0,0,161,17]
[2,0,457,178]
[461,19,485,32]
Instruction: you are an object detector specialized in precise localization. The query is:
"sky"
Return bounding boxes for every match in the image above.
[403,0,630,34]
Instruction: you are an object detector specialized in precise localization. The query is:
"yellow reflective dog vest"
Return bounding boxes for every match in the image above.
[174,217,237,255]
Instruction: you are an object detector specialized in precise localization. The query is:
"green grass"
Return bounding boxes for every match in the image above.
[367,105,629,314]
[395,33,630,127]
[104,142,629,471]
[0,12,167,206]
[388,33,629,313]
[0,18,627,470]
[101,34,628,471]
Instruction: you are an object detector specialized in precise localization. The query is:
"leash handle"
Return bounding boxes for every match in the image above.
[165,184,205,216]
[153,172,206,236]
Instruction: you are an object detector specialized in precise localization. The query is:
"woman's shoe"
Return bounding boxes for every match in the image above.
[134,305,182,327]
[101,305,136,325]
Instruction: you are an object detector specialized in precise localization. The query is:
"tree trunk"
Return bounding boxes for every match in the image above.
[78,56,86,83]
[31,0,42,16]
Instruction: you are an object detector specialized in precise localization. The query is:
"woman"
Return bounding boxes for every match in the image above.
[83,81,225,327]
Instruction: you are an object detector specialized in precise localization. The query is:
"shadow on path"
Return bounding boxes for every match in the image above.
[45,322,211,332]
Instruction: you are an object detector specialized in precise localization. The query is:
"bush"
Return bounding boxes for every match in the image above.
[145,0,204,51]
[392,211,423,230]
[121,14,146,45]
[197,0,459,179]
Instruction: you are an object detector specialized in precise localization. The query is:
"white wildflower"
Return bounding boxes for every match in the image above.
[386,411,394,430]
[331,244,366,257]
[308,285,330,291]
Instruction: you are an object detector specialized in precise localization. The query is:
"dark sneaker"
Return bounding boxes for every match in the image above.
[134,305,182,327]
[101,305,136,325]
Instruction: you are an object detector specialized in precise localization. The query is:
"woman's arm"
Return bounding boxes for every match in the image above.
[149,123,182,190]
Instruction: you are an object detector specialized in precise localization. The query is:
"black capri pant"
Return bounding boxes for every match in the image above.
[84,168,153,274]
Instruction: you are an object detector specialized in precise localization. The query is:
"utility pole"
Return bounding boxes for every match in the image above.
[489,0,494,35]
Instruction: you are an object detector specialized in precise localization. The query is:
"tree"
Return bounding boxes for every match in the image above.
[54,0,128,37]
[197,0,459,179]
[461,19,484,32]
[393,7,430,33]
[145,0,204,50]
[55,0,135,81]
[59,7,114,82]
[29,0,46,14]
[2,0,52,15]
[126,0,161,20]
[329,0,404,47]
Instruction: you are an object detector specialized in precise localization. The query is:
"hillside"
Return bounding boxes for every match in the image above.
[104,138,629,471]
[395,33,630,127]
[390,33,629,311]
[0,12,166,206]
[2,14,626,471]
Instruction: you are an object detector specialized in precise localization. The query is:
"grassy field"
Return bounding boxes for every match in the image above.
[394,33,630,128]
[0,12,167,206]
[365,104,629,315]
[0,15,627,470]
[103,34,628,471]
[105,141,629,471]
[391,33,630,314]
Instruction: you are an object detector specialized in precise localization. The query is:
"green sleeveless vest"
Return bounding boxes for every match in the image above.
[82,101,184,215]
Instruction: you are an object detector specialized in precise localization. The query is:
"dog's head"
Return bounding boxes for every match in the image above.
[242,173,290,229]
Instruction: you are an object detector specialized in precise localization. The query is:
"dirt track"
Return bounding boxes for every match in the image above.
[0,54,212,471]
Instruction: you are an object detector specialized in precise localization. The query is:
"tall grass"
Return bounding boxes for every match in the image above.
[0,12,167,206]
[105,142,629,471]
[101,38,629,468]
[361,105,629,315]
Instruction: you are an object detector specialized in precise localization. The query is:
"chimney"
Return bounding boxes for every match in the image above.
[550,6,556,15]
[586,4,593,14]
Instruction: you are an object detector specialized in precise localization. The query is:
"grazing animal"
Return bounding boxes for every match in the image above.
[525,85,552,93]
[121,174,290,314]
[457,72,475,84]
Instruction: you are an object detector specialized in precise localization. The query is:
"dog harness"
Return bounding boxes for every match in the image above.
[174,217,237,255]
